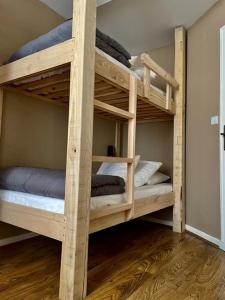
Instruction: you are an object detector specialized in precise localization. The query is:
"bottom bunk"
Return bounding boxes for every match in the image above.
[0,184,174,240]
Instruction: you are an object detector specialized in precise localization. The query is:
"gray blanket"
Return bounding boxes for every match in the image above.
[5,20,131,67]
[92,173,125,197]
[0,167,125,199]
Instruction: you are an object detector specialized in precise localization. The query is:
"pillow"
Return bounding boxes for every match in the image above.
[129,56,157,79]
[97,155,140,181]
[147,171,170,185]
[134,161,162,187]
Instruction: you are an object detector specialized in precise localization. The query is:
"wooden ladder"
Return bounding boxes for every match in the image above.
[93,75,137,220]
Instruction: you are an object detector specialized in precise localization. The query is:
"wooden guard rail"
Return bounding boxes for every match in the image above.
[140,53,179,111]
[92,156,133,163]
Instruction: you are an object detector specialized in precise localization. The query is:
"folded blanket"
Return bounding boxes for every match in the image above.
[92,174,125,197]
[5,20,131,67]
[0,167,125,199]
[96,36,131,67]
[96,28,131,60]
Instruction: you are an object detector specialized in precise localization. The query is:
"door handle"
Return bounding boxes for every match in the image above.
[221,125,225,150]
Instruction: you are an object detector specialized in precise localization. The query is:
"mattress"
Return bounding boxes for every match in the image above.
[0,183,172,214]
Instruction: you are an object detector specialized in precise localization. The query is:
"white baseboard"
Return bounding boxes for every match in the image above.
[220,241,225,251]
[185,225,221,247]
[0,232,38,247]
[142,217,222,248]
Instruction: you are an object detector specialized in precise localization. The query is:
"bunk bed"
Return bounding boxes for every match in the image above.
[0,1,186,299]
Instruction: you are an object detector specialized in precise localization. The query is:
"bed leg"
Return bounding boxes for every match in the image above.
[127,75,137,219]
[59,0,96,299]
[173,26,186,233]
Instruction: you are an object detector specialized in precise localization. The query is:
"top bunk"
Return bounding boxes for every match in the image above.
[0,21,179,123]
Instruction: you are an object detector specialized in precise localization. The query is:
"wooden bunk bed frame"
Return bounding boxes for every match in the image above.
[0,1,186,299]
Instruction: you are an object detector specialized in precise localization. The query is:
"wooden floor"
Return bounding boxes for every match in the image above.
[0,221,225,300]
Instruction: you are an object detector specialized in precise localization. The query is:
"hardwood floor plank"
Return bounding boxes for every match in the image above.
[0,221,225,300]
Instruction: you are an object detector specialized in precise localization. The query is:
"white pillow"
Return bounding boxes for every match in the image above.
[147,171,170,185]
[134,161,162,187]
[97,155,140,181]
[129,56,157,79]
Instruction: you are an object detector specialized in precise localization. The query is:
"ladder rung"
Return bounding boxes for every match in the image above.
[94,99,135,119]
[90,203,132,220]
[92,156,133,163]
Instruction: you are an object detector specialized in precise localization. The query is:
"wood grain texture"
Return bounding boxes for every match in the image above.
[127,75,137,219]
[1,221,225,300]
[0,201,65,241]
[115,121,122,156]
[4,61,175,121]
[0,40,74,85]
[59,1,96,299]
[141,53,179,88]
[0,88,3,135]
[173,26,186,233]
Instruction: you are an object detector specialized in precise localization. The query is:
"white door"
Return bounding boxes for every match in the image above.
[220,26,225,251]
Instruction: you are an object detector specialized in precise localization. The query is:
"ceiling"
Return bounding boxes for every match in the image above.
[40,0,218,54]
[40,0,112,18]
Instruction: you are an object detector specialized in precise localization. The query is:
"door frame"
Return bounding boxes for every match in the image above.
[220,26,225,250]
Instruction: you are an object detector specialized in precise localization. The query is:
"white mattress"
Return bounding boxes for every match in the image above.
[0,183,172,214]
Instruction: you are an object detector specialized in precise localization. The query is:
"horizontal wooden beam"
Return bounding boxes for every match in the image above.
[92,156,133,163]
[141,53,179,89]
[0,39,74,85]
[94,99,134,119]
[90,192,175,234]
[0,201,65,241]
[90,203,132,220]
[134,192,175,218]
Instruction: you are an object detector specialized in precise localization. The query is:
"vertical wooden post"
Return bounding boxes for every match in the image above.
[59,1,96,299]
[0,88,4,142]
[143,66,151,98]
[127,75,137,219]
[166,84,172,110]
[115,122,122,156]
[173,26,186,233]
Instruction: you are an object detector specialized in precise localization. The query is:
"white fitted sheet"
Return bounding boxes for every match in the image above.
[0,183,172,214]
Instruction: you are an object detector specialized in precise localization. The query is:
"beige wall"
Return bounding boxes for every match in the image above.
[0,92,68,169]
[145,45,175,76]
[123,121,173,176]
[186,0,225,239]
